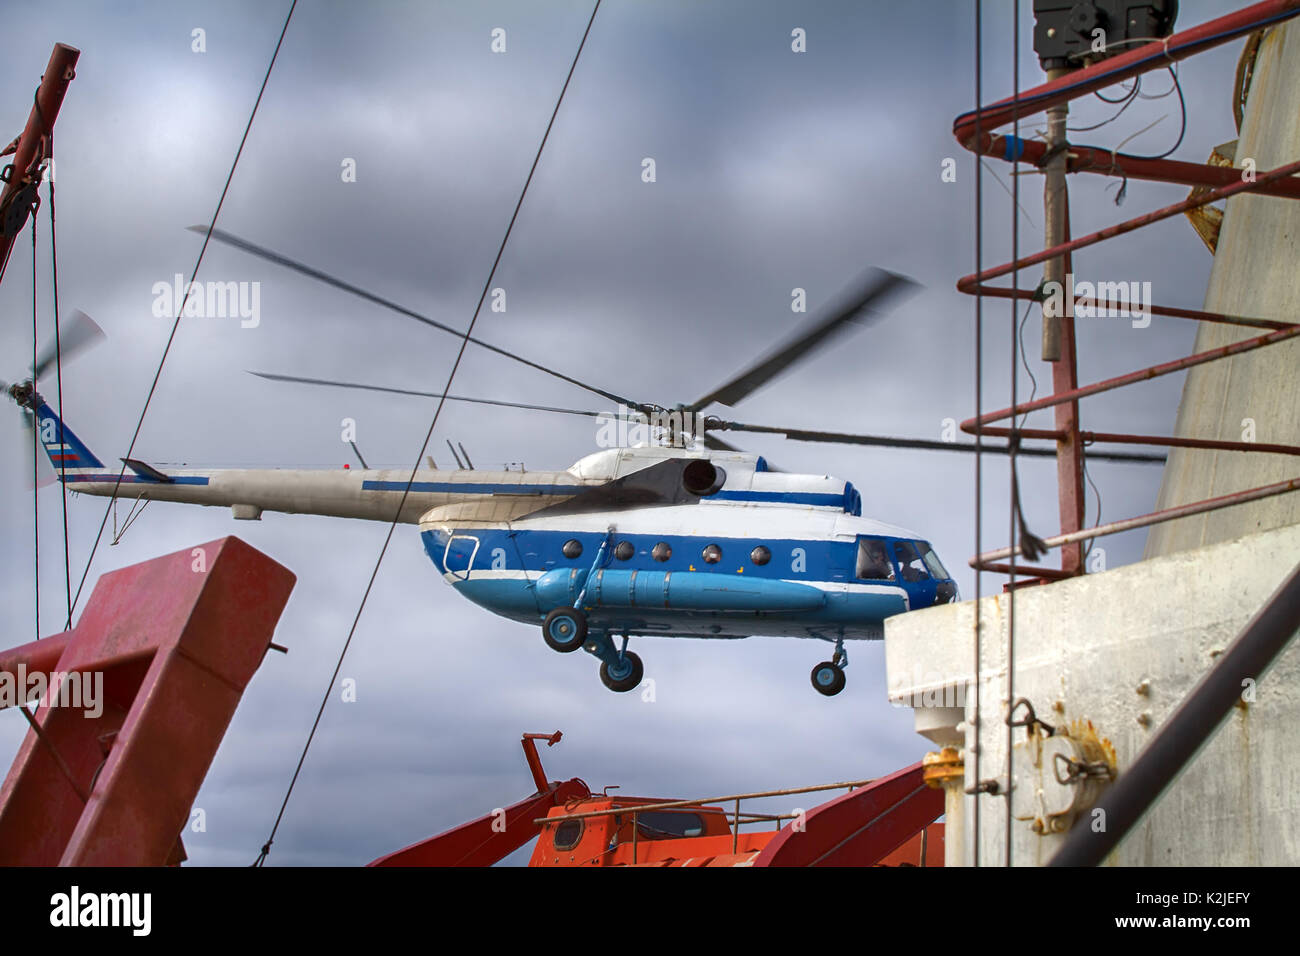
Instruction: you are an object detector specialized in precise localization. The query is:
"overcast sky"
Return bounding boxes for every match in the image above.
[0,0,1252,865]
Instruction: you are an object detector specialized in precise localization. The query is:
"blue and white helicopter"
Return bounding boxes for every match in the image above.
[9,267,962,696]
[7,266,967,696]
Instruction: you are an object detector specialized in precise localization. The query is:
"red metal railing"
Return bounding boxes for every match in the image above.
[956,0,1300,578]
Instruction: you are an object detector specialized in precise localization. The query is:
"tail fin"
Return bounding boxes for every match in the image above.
[34,401,106,478]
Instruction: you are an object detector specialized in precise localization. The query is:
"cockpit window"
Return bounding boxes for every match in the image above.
[856,538,895,581]
[918,541,949,580]
[893,541,931,582]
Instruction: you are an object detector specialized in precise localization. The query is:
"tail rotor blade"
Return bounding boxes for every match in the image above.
[21,408,56,489]
[32,309,105,378]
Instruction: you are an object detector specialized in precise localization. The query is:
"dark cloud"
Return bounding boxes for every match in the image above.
[0,0,1250,865]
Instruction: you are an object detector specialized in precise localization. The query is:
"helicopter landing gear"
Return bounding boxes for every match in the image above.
[600,650,644,693]
[542,606,587,653]
[586,632,644,693]
[811,639,848,697]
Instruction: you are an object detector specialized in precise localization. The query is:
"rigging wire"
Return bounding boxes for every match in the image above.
[46,132,72,624]
[1006,0,1021,868]
[252,0,604,867]
[972,0,984,868]
[30,201,40,640]
[64,0,299,629]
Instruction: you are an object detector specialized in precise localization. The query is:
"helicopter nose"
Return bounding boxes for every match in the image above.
[935,580,957,605]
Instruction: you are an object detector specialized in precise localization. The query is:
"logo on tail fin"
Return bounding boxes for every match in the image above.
[34,401,105,474]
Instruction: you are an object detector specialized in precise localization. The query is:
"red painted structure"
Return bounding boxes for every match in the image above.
[0,537,295,865]
[0,43,79,270]
[371,735,943,867]
[954,0,1300,580]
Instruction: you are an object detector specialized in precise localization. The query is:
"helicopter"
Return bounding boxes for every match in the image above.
[6,266,978,697]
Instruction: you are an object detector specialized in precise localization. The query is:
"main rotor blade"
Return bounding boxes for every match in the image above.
[32,309,105,378]
[249,370,604,419]
[191,226,646,412]
[709,420,1167,464]
[687,267,918,412]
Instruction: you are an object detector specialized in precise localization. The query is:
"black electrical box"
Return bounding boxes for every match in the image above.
[1032,1,1178,71]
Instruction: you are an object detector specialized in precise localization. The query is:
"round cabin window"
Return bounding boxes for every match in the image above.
[702,544,723,564]
[614,541,635,561]
[651,542,672,562]
[562,539,583,560]
[552,818,583,851]
[750,545,771,566]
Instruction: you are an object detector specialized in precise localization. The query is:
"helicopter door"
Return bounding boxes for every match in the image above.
[443,534,481,581]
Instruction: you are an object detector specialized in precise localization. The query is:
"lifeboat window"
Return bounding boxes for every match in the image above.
[856,537,895,581]
[652,542,672,562]
[552,818,583,850]
[614,541,635,561]
[702,544,723,564]
[635,811,705,839]
[750,545,771,566]
[561,539,583,560]
[893,540,931,582]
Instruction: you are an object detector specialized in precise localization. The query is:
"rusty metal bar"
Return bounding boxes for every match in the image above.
[1051,559,1300,866]
[976,426,1300,457]
[960,158,1300,294]
[965,323,1300,430]
[954,0,1300,149]
[971,283,1297,331]
[534,777,875,825]
[0,44,79,274]
[973,476,1300,565]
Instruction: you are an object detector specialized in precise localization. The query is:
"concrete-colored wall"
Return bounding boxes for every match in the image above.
[1145,24,1300,557]
[886,522,1300,866]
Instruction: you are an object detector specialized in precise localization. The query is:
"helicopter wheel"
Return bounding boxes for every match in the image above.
[542,606,588,653]
[810,661,846,697]
[599,650,644,693]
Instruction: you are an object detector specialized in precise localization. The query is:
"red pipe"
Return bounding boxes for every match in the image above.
[954,0,1300,149]
[960,158,1300,293]
[0,43,79,271]
[965,323,1300,430]
[976,426,1300,457]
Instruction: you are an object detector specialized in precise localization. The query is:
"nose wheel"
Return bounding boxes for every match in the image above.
[542,606,587,652]
[811,640,848,696]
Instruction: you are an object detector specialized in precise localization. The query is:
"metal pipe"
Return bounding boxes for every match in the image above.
[964,323,1300,429]
[0,44,79,270]
[1042,67,1069,362]
[962,284,1297,331]
[975,425,1300,457]
[1050,559,1300,866]
[973,476,1300,564]
[959,158,1300,293]
[954,0,1300,148]
[533,777,875,824]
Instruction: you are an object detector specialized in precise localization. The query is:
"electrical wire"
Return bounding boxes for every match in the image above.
[65,0,298,628]
[46,134,72,624]
[1068,76,1140,132]
[252,0,603,867]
